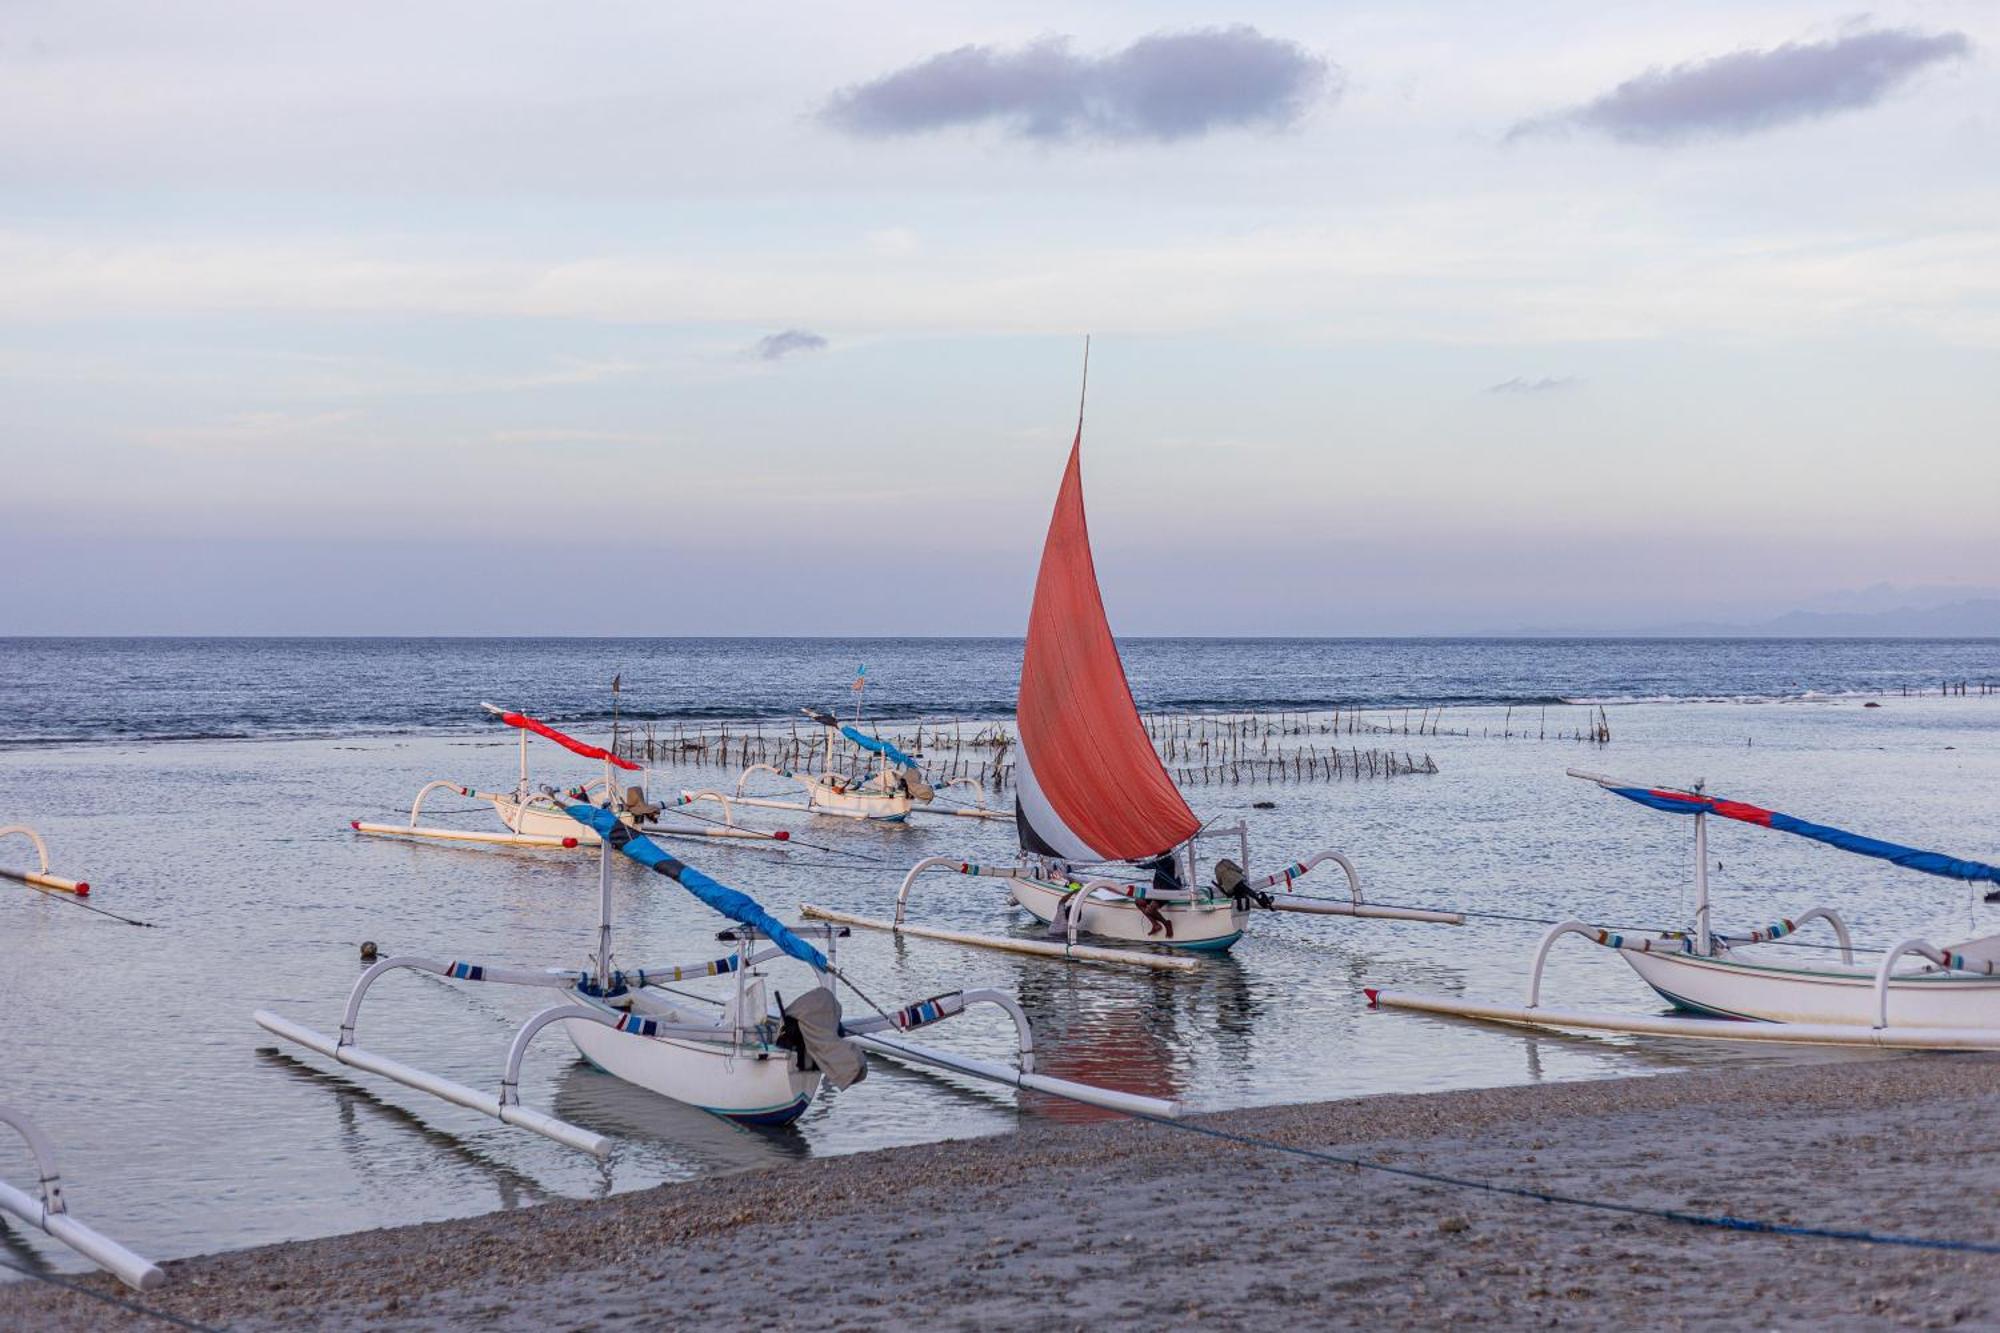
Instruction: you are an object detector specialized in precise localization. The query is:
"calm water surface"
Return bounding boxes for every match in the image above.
[2,639,1997,1274]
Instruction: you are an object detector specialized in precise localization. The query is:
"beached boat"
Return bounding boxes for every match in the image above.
[1370,769,2000,1049]
[0,1107,163,1291]
[685,706,1010,826]
[1,824,91,897]
[260,794,1175,1154]
[352,703,787,851]
[808,351,1462,960]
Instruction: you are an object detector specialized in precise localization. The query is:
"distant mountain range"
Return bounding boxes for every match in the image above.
[1512,595,2000,638]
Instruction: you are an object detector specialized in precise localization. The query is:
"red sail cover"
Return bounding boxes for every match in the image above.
[1015,432,1199,862]
[498,710,641,771]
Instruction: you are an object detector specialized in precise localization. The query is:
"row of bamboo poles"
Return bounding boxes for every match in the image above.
[609,701,1613,792]
[1139,704,1612,748]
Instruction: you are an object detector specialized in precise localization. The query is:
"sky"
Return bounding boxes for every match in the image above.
[1,1,1996,635]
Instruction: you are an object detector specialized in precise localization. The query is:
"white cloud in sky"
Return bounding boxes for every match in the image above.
[0,1,1995,631]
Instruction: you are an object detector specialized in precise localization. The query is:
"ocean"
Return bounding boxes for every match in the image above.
[2,637,1997,1276]
[4,635,1996,747]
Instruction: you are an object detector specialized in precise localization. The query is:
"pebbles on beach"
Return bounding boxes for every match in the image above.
[7,1054,2000,1330]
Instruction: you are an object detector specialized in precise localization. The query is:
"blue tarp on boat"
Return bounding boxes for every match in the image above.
[559,803,830,970]
[838,724,920,771]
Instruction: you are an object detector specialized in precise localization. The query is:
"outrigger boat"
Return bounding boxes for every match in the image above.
[1,824,90,896]
[687,707,1009,826]
[261,793,1175,1154]
[353,703,788,851]
[807,351,1463,961]
[0,1107,163,1291]
[1371,769,2000,1049]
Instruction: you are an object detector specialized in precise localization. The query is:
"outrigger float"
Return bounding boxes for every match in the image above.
[262,793,1175,1154]
[353,703,789,851]
[1371,769,2000,1050]
[684,707,1010,826]
[808,349,1463,963]
[0,1107,163,1291]
[1,824,90,896]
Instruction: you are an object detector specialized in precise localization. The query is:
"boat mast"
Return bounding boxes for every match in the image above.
[595,830,614,989]
[1692,779,1710,956]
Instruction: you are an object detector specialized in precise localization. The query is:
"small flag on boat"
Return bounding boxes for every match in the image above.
[851,665,866,693]
[612,674,621,693]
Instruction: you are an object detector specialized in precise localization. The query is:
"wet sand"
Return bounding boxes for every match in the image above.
[7,1053,2000,1330]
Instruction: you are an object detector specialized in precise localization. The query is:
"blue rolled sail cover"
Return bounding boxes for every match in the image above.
[560,803,830,970]
[839,724,920,771]
[1604,786,2000,885]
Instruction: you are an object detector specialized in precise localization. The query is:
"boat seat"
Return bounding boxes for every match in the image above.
[624,786,663,822]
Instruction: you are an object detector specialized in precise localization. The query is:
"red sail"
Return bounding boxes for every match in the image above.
[497,709,641,771]
[1014,432,1198,862]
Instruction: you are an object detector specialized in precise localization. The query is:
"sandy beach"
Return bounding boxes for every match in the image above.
[8,1052,1999,1330]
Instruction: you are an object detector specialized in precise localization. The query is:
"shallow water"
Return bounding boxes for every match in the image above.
[2,651,1998,1276]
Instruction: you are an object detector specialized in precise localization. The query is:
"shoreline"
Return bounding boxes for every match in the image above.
[7,1054,1998,1330]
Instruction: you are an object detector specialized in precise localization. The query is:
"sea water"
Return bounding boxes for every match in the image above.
[1,638,1996,1274]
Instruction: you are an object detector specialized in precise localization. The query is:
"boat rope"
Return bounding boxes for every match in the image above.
[374,805,489,820]
[0,1254,220,1331]
[1273,893,1903,954]
[639,805,895,864]
[9,878,155,928]
[1113,1111,2000,1257]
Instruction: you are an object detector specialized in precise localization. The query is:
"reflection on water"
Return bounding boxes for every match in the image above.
[549,1062,810,1179]
[255,1050,556,1212]
[2,690,1998,1276]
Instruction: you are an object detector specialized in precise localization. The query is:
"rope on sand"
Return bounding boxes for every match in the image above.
[0,1255,219,1331]
[1124,1111,2000,1256]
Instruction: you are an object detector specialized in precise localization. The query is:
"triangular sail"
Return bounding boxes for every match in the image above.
[1014,431,1199,863]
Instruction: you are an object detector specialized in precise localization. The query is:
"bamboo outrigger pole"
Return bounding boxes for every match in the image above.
[800,904,1200,972]
[0,825,89,895]
[0,1107,164,1292]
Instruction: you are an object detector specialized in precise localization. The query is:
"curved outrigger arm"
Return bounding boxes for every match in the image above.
[666,789,744,826]
[1524,909,1859,1009]
[0,1106,164,1291]
[894,856,1033,928]
[0,824,89,895]
[935,776,992,808]
[1874,938,2000,1029]
[254,954,610,1158]
[1715,907,1854,963]
[1241,850,1464,925]
[734,764,806,800]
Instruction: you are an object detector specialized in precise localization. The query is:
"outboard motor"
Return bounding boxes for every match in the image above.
[776,988,868,1089]
[1214,859,1273,911]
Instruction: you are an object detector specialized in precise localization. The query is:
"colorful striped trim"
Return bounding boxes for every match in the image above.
[632,954,741,987]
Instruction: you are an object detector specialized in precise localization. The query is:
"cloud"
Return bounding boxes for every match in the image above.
[821,26,1332,143]
[1487,376,1577,394]
[1515,27,1970,144]
[752,329,829,361]
[489,428,662,447]
[137,409,365,452]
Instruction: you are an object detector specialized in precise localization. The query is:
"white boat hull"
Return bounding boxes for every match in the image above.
[496,797,604,843]
[1623,949,2000,1028]
[563,1007,821,1126]
[803,778,913,822]
[1009,877,1245,952]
